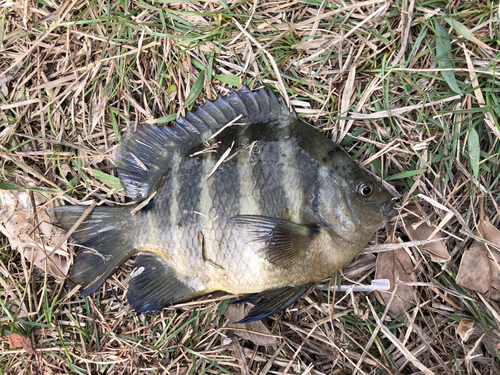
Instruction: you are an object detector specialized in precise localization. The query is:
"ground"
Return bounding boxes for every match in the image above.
[1,0,500,374]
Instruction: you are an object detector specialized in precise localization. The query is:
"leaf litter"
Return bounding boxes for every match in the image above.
[374,239,417,316]
[7,334,36,355]
[402,205,451,263]
[223,304,279,346]
[457,219,500,300]
[0,190,70,282]
[456,318,475,344]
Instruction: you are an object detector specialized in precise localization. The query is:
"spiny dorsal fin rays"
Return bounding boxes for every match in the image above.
[116,85,293,202]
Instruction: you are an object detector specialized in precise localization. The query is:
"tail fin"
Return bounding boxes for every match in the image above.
[51,205,136,297]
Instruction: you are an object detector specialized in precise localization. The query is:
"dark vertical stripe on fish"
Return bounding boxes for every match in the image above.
[237,153,261,215]
[208,147,241,219]
[292,118,321,224]
[177,153,204,225]
[235,123,255,216]
[252,141,289,218]
[297,151,320,223]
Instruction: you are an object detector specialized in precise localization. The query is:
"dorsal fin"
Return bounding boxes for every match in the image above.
[116,85,295,201]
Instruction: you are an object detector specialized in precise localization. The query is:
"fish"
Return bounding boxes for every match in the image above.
[51,85,395,323]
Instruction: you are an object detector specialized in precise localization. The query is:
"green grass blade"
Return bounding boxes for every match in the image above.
[443,17,491,50]
[467,127,480,179]
[92,170,124,191]
[185,71,206,109]
[433,19,463,95]
[214,74,241,86]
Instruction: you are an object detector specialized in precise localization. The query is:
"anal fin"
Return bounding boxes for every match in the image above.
[234,283,313,323]
[127,253,206,314]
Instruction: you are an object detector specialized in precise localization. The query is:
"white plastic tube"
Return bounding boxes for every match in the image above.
[316,279,390,293]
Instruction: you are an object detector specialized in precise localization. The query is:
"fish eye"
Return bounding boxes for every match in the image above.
[356,182,374,197]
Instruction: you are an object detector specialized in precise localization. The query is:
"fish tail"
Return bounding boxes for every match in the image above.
[51,205,135,297]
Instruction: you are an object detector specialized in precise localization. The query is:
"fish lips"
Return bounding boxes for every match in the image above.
[382,198,397,218]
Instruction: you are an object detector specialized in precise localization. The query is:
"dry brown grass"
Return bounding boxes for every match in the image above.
[1,0,500,374]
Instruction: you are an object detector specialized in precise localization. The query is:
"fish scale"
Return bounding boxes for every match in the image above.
[51,85,395,322]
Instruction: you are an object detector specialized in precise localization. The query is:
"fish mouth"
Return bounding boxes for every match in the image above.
[382,198,397,218]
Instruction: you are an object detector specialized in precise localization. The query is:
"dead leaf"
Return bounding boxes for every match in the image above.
[479,220,500,247]
[404,222,450,262]
[456,220,500,300]
[0,190,70,282]
[60,163,73,177]
[456,319,474,343]
[375,242,416,315]
[456,242,490,294]
[176,13,209,27]
[8,334,36,355]
[224,304,279,346]
[403,206,451,262]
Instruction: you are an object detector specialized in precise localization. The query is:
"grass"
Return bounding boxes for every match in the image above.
[1,0,500,373]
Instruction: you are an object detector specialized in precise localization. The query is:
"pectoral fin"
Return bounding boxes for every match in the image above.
[229,215,320,268]
[127,253,207,313]
[233,283,314,323]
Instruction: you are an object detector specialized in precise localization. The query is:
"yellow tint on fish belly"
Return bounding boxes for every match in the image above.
[208,224,357,294]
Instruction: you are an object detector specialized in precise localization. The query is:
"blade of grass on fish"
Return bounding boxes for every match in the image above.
[92,169,124,191]
[443,17,492,50]
[185,71,205,110]
[433,19,463,95]
[467,127,480,180]
[144,114,177,125]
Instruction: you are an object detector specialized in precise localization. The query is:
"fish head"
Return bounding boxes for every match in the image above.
[316,149,395,244]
